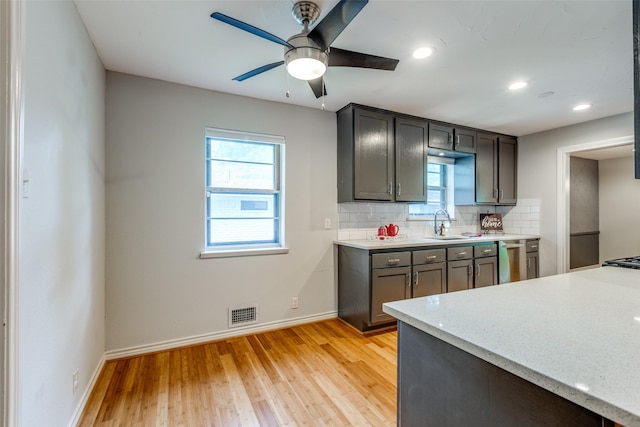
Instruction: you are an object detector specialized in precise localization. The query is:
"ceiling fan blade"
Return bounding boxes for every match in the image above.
[233,61,285,81]
[308,0,368,50]
[211,12,293,48]
[308,77,327,99]
[328,47,399,70]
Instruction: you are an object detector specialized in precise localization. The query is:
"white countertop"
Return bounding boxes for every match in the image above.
[335,234,538,250]
[383,267,640,427]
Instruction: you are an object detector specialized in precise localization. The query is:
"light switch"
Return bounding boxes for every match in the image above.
[324,218,331,229]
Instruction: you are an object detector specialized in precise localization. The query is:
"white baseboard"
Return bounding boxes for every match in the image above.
[105,311,338,360]
[68,354,106,427]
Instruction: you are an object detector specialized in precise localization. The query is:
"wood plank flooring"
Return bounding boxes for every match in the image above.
[79,319,397,426]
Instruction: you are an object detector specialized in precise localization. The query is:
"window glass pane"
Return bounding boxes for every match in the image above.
[208,139,275,164]
[207,218,278,246]
[426,173,443,187]
[207,194,276,219]
[208,160,275,189]
[427,163,442,173]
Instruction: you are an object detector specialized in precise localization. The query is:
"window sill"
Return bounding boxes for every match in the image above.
[200,246,290,259]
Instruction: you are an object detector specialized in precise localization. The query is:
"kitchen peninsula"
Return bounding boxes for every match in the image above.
[384,267,640,427]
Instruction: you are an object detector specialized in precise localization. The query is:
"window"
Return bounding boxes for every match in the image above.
[409,158,454,217]
[203,128,286,256]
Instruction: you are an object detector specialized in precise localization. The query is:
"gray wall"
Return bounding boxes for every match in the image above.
[21,1,106,425]
[599,155,640,261]
[518,112,633,276]
[569,156,599,268]
[106,72,337,351]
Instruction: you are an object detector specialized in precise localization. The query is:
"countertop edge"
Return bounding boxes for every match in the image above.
[383,303,640,427]
[335,234,540,250]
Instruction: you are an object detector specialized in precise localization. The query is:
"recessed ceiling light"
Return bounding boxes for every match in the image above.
[573,104,592,111]
[413,47,434,59]
[508,81,529,90]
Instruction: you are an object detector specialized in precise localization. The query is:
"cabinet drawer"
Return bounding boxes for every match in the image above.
[474,244,497,258]
[413,248,446,265]
[526,240,539,252]
[372,252,411,268]
[447,246,473,260]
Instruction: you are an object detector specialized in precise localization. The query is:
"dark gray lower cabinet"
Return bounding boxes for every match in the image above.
[412,263,446,298]
[526,239,540,279]
[475,256,498,288]
[371,266,410,324]
[397,322,611,427]
[447,259,473,292]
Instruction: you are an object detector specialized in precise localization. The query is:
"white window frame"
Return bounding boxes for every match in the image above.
[200,127,288,258]
[408,156,455,219]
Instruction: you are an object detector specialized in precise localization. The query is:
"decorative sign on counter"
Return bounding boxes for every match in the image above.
[480,213,504,233]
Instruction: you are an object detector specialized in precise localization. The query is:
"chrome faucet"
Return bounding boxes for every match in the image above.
[434,209,451,237]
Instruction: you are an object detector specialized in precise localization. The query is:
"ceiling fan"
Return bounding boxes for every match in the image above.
[210,0,399,99]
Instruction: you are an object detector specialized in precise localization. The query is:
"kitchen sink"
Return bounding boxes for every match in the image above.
[429,235,471,240]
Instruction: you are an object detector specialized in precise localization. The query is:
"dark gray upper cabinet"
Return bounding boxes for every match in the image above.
[338,105,394,202]
[338,104,426,202]
[395,118,427,202]
[455,132,517,206]
[498,136,517,204]
[428,123,477,154]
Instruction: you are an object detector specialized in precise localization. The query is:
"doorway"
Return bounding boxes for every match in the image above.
[556,136,635,273]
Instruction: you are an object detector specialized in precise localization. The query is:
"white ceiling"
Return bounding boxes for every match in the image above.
[73,0,633,137]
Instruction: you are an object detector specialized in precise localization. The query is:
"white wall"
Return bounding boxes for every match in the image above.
[519,112,633,277]
[599,156,640,261]
[105,72,337,351]
[21,1,105,425]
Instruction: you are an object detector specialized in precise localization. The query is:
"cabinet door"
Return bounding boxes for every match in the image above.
[353,108,394,201]
[371,266,410,324]
[395,118,427,202]
[475,257,498,288]
[413,262,446,298]
[454,128,477,154]
[527,252,539,279]
[447,260,473,293]
[498,136,517,205]
[428,123,454,151]
[475,133,498,204]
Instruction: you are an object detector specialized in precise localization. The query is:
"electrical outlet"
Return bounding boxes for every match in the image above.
[291,296,299,309]
[324,218,331,229]
[72,369,79,394]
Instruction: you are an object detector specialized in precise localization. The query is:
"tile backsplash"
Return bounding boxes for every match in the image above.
[337,198,540,240]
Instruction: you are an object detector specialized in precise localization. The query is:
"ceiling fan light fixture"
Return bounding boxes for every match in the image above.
[508,81,529,90]
[573,103,591,111]
[285,47,328,81]
[413,47,434,59]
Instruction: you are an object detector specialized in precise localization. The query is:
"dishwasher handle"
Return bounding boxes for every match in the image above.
[501,242,525,249]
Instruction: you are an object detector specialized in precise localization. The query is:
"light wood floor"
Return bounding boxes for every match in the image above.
[79,319,397,426]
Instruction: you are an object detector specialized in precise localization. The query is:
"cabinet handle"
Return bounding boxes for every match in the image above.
[449,134,454,146]
[493,188,498,199]
[457,252,468,256]
[483,249,492,253]
[387,258,400,265]
[500,189,504,200]
[397,183,402,196]
[388,182,393,195]
[476,264,480,276]
[414,271,419,287]
[468,265,473,276]
[425,255,437,260]
[406,273,411,288]
[527,258,531,268]
[456,135,460,146]
[530,245,538,249]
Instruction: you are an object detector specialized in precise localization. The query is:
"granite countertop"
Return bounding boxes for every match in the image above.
[383,267,640,427]
[335,233,539,250]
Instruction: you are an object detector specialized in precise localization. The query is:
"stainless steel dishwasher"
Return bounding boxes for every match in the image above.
[498,240,527,283]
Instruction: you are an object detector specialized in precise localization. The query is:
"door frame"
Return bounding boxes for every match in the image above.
[556,135,634,274]
[3,0,24,425]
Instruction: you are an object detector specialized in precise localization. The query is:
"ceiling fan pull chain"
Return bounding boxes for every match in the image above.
[321,75,325,110]
[286,70,291,98]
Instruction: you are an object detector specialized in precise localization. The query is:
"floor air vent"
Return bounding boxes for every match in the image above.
[229,305,258,328]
